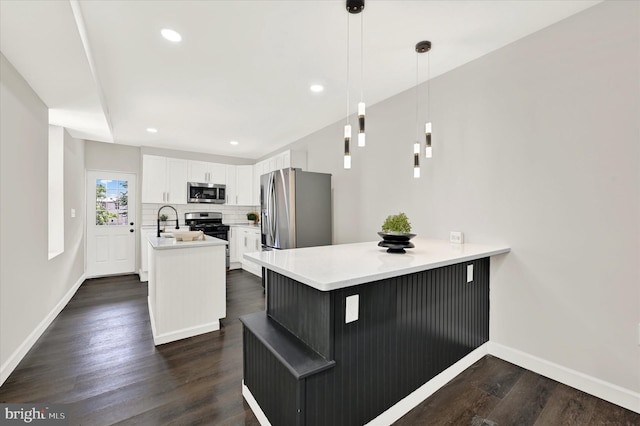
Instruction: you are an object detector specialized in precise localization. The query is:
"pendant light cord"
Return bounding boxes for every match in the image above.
[415,53,420,141]
[346,12,350,124]
[426,51,430,121]
[360,12,364,102]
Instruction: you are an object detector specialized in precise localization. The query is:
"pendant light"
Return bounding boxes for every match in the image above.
[343,0,364,169]
[357,8,366,147]
[413,42,427,178]
[415,40,433,158]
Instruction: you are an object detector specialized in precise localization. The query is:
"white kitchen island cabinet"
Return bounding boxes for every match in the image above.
[147,234,227,345]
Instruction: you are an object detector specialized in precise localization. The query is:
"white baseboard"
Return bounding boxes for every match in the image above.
[138,269,148,282]
[488,342,640,414]
[365,344,489,425]
[242,381,273,426]
[0,273,85,387]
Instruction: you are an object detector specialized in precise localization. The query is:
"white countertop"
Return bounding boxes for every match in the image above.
[147,234,228,250]
[229,223,261,229]
[244,237,510,291]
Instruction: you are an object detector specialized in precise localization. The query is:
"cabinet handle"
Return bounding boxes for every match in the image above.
[244,236,247,247]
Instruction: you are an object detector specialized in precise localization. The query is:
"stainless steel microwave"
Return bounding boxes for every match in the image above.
[187,182,226,204]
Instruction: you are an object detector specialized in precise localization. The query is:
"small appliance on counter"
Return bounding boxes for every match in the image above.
[185,212,230,268]
[187,182,226,204]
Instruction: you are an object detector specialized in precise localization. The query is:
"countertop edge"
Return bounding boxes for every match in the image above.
[147,234,228,250]
[244,241,510,291]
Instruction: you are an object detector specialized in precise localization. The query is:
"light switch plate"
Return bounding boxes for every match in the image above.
[345,294,359,323]
[450,231,464,244]
[467,264,474,283]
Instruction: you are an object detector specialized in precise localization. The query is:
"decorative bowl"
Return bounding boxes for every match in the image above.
[377,232,416,254]
[171,230,205,241]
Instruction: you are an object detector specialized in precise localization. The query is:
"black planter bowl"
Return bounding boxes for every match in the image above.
[377,232,416,254]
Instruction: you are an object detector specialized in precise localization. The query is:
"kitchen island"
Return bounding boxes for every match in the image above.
[241,237,510,426]
[147,233,227,345]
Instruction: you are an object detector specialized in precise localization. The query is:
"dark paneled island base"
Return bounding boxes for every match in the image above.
[240,257,490,425]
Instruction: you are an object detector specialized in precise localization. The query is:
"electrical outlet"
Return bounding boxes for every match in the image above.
[71,208,76,218]
[345,295,359,323]
[450,231,464,244]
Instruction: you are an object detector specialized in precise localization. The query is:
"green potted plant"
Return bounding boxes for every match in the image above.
[159,214,168,232]
[381,212,412,234]
[378,212,416,253]
[247,212,259,224]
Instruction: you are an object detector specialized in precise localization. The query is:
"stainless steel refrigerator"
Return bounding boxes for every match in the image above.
[261,168,332,250]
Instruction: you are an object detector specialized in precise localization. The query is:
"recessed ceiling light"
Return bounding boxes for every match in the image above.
[161,28,182,42]
[310,84,324,93]
[230,140,239,146]
[146,128,158,133]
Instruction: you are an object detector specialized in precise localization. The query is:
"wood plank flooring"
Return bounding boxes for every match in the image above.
[1,271,638,425]
[395,356,639,426]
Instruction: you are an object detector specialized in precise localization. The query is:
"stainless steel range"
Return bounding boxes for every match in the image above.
[185,212,230,268]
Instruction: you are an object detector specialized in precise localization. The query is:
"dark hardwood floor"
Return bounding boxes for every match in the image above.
[395,355,639,426]
[0,271,262,425]
[1,271,638,425]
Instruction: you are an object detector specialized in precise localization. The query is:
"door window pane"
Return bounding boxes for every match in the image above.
[96,179,128,225]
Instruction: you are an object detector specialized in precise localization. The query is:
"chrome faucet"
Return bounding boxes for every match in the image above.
[157,205,180,237]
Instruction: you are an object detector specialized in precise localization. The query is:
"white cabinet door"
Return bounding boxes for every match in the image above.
[142,155,168,203]
[166,158,188,204]
[229,227,241,264]
[236,165,253,205]
[188,160,211,183]
[142,155,188,204]
[225,165,238,205]
[254,161,267,206]
[209,163,227,184]
[249,228,261,252]
[241,228,262,277]
[139,227,158,281]
[188,161,227,184]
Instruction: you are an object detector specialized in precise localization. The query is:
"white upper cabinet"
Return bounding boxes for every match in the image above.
[142,155,188,204]
[188,160,226,184]
[236,165,254,205]
[226,165,254,206]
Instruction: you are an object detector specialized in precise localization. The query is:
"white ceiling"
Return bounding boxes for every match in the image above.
[1,0,601,160]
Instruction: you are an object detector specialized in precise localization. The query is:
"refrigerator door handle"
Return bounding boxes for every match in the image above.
[269,172,277,246]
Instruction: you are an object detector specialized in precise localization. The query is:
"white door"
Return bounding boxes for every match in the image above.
[86,171,137,277]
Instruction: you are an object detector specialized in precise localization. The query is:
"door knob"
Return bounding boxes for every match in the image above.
[130,222,134,226]
[130,229,134,233]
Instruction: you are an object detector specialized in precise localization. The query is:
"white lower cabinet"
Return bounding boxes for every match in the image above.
[229,226,262,277]
[139,227,158,281]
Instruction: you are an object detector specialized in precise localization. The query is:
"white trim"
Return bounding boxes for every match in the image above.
[365,344,489,425]
[487,342,640,414]
[242,381,273,426]
[148,297,220,346]
[0,274,85,386]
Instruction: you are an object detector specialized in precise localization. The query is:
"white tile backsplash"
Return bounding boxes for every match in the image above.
[142,203,259,227]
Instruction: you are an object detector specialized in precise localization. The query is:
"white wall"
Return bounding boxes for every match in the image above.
[0,53,86,384]
[287,1,639,396]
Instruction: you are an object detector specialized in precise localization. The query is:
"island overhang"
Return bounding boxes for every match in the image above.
[244,237,510,291]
